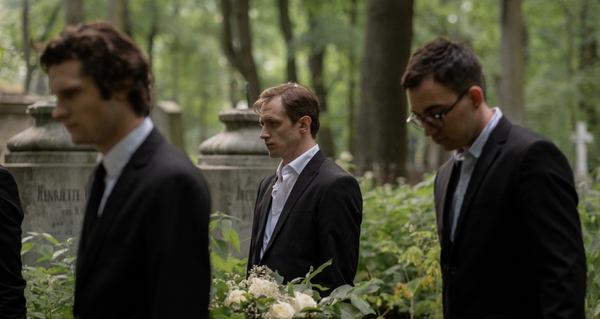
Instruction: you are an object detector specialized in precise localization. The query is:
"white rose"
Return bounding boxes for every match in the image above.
[248,278,279,298]
[290,292,317,313]
[224,289,247,306]
[268,301,295,319]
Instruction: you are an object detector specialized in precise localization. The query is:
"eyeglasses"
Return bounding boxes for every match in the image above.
[406,87,471,130]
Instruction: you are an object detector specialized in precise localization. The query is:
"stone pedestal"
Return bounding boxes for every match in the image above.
[0,93,44,163]
[4,101,97,264]
[198,109,279,258]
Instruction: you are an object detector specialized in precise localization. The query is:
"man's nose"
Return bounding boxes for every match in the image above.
[52,101,68,120]
[423,123,437,137]
[259,126,269,139]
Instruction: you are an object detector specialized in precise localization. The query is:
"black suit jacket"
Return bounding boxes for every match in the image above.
[0,166,26,319]
[247,150,362,294]
[74,129,211,319]
[434,117,586,319]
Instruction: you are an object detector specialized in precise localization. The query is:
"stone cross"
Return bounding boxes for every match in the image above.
[570,121,593,178]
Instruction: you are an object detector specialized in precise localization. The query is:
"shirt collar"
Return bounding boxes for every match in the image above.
[455,107,503,160]
[276,144,320,179]
[99,117,154,178]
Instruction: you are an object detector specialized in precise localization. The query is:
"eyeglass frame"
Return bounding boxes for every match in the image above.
[406,86,472,130]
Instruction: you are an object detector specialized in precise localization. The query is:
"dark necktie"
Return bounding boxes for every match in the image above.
[83,163,106,236]
[444,159,462,243]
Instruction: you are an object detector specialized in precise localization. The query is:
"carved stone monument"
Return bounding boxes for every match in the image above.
[4,101,97,263]
[198,109,279,258]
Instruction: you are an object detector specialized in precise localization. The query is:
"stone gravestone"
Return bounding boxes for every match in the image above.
[198,108,279,258]
[570,121,593,185]
[4,101,97,264]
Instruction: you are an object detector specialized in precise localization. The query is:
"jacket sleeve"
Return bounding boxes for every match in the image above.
[0,168,27,319]
[515,140,586,319]
[316,174,363,295]
[143,170,212,319]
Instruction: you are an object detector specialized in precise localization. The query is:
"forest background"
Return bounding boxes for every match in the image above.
[0,0,600,180]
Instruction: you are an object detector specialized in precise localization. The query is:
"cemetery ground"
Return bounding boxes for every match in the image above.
[21,172,600,319]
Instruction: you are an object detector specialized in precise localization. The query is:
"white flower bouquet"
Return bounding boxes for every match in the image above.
[209,260,380,319]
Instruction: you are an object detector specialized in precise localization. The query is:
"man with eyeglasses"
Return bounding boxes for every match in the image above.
[401,37,586,319]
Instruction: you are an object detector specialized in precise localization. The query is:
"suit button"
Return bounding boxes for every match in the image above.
[450,267,457,275]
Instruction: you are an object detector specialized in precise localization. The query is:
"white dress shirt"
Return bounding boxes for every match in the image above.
[97,117,154,216]
[450,107,502,241]
[260,144,320,259]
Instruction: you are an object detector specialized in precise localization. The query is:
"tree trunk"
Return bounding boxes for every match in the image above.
[107,0,131,36]
[278,0,297,83]
[147,0,159,75]
[347,0,358,156]
[309,51,335,158]
[33,3,61,95]
[579,0,600,132]
[63,0,84,25]
[498,0,525,125]
[354,0,413,183]
[220,0,261,104]
[22,0,32,93]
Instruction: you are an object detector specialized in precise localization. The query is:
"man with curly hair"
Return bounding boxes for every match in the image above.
[41,21,211,319]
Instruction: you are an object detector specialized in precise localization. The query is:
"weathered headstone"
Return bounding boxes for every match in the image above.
[198,109,279,258]
[570,121,593,185]
[4,101,97,264]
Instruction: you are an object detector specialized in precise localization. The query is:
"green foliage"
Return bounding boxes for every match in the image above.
[210,212,247,278]
[356,176,441,319]
[21,232,76,319]
[18,172,600,318]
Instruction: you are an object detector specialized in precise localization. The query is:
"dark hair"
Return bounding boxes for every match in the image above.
[40,20,152,116]
[253,82,320,138]
[401,37,485,96]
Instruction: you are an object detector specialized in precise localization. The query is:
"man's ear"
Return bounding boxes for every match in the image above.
[112,88,130,101]
[298,115,312,134]
[469,86,485,108]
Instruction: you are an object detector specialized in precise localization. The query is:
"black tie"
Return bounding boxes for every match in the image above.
[444,159,462,243]
[83,163,106,236]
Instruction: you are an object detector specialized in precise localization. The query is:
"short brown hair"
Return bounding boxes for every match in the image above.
[401,37,485,96]
[40,21,152,116]
[253,82,320,138]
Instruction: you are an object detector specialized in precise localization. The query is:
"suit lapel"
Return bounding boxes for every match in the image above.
[262,150,325,258]
[452,117,511,244]
[77,129,160,284]
[254,175,276,263]
[435,158,455,247]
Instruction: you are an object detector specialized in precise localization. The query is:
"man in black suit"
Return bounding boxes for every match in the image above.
[40,21,211,319]
[0,167,26,318]
[401,37,586,318]
[247,83,362,295]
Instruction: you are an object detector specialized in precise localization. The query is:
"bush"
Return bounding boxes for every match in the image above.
[19,173,600,319]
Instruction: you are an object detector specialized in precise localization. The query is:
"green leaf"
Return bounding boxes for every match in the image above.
[230,313,245,319]
[217,219,232,233]
[302,259,332,284]
[229,228,240,252]
[42,233,59,245]
[52,248,70,260]
[338,302,361,319]
[329,285,353,300]
[21,243,34,255]
[350,295,375,315]
[211,239,230,261]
